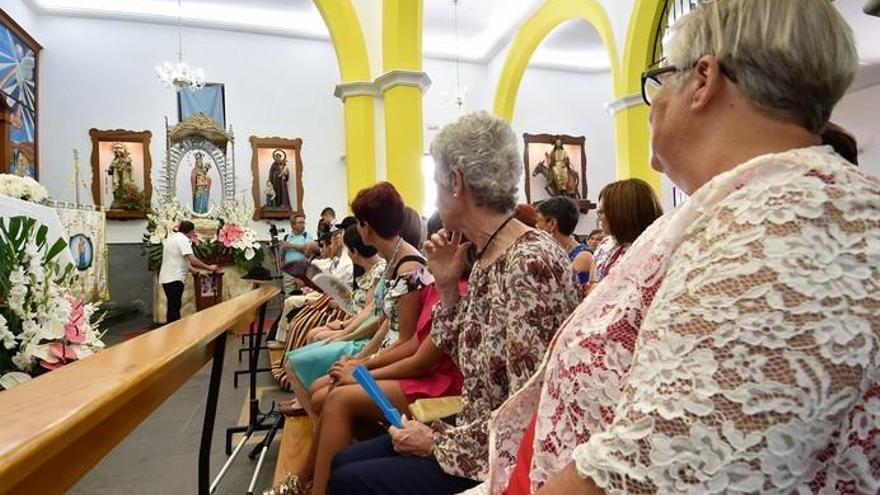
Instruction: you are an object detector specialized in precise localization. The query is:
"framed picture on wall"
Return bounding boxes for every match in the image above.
[0,10,42,179]
[523,133,594,211]
[249,136,304,220]
[89,128,153,220]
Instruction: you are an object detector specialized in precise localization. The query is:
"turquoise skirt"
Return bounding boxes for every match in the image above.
[286,339,368,388]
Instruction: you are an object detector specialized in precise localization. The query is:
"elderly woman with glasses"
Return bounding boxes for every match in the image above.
[325,111,580,495]
[460,1,880,494]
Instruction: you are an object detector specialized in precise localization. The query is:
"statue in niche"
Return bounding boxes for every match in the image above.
[533,139,580,198]
[191,151,212,214]
[266,149,290,209]
[107,142,135,209]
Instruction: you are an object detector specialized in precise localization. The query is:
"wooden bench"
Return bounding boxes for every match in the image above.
[0,285,279,495]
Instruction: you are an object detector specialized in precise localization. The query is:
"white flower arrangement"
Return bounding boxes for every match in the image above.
[0,216,106,390]
[0,174,49,203]
[146,199,187,245]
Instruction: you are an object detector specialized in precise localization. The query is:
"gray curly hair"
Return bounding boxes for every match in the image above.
[430,111,521,213]
[667,0,857,133]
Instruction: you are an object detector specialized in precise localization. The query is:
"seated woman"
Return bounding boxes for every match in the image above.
[590,178,662,284]
[283,183,428,419]
[301,224,385,345]
[325,111,580,495]
[535,196,595,297]
[468,1,880,494]
[265,275,468,495]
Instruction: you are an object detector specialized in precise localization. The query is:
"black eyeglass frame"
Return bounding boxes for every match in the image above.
[640,61,738,106]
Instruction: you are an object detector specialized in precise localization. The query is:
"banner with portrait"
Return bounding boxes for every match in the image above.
[54,205,109,302]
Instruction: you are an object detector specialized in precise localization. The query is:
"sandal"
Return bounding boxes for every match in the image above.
[277,398,306,417]
[262,473,312,495]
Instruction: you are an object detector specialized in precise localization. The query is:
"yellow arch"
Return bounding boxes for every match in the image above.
[313,0,375,203]
[383,0,423,71]
[492,0,625,183]
[313,0,372,82]
[493,0,622,121]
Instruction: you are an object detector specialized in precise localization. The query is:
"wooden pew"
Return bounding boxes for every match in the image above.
[0,285,279,495]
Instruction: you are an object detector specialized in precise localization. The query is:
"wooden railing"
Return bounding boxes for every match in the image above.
[0,285,279,495]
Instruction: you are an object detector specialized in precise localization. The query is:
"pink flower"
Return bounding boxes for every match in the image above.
[218,224,244,247]
[38,342,79,370]
[65,296,87,344]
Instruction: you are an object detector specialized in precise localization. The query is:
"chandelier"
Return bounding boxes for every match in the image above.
[156,0,206,91]
[452,0,467,112]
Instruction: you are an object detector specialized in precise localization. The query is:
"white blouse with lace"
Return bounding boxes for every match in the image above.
[574,147,880,494]
[461,146,880,495]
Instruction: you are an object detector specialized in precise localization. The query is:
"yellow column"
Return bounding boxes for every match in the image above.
[381,0,426,212]
[314,0,376,202]
[614,0,665,193]
[342,94,377,201]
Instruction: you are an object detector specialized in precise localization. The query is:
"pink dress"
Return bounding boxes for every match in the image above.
[398,282,467,403]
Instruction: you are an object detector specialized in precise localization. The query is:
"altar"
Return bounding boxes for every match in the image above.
[152,267,266,324]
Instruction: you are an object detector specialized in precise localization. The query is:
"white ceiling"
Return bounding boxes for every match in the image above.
[21,0,880,80]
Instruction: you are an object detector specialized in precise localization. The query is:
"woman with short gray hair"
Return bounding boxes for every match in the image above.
[327,111,579,495]
[463,1,880,494]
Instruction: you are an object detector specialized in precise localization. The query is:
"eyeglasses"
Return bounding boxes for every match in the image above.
[641,61,738,106]
[641,65,684,106]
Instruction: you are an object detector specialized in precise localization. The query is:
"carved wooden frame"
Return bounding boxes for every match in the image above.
[249,136,304,220]
[0,10,42,177]
[89,128,153,220]
[523,133,594,212]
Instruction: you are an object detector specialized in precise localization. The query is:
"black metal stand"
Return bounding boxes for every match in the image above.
[198,330,228,495]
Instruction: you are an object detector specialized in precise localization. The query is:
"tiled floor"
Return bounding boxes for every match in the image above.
[68,311,290,495]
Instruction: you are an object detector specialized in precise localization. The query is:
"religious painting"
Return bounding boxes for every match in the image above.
[523,133,593,210]
[0,10,41,179]
[249,136,303,220]
[89,129,153,220]
[69,233,93,271]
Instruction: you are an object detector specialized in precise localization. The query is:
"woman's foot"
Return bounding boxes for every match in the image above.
[262,473,312,495]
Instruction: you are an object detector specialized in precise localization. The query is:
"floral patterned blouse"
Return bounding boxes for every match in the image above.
[430,230,579,480]
[380,263,433,348]
[351,260,386,313]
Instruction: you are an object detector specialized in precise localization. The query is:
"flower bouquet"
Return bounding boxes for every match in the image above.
[0,216,106,391]
[0,173,49,203]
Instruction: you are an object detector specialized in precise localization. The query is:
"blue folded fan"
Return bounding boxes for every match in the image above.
[353,365,403,428]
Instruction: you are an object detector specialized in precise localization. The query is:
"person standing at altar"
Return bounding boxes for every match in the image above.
[279,213,313,294]
[159,220,218,323]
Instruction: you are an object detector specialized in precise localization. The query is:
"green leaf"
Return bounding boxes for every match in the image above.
[46,237,68,263]
[36,224,48,249]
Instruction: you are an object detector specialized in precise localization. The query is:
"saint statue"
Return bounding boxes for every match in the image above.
[107,142,135,208]
[266,149,291,209]
[535,139,580,198]
[191,151,212,214]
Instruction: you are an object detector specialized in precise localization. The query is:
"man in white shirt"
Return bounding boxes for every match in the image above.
[159,220,218,323]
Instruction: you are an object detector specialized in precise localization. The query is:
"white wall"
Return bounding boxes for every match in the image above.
[422,58,491,148]
[833,83,880,178]
[32,13,347,243]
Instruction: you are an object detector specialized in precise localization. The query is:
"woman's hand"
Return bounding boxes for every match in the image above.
[329,357,362,382]
[424,229,471,304]
[389,416,434,457]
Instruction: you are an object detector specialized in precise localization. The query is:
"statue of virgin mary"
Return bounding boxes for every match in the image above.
[191,152,212,214]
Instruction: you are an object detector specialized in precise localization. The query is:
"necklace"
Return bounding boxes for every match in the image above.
[475,215,515,260]
[373,237,403,315]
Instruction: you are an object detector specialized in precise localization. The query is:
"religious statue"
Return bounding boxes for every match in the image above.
[533,139,580,198]
[266,149,291,209]
[107,142,135,209]
[191,151,212,214]
[265,178,276,206]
